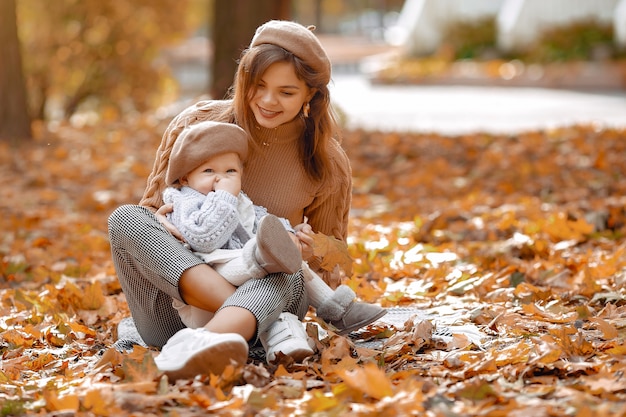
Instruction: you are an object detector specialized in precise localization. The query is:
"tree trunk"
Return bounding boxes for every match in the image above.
[210,0,291,99]
[0,0,32,141]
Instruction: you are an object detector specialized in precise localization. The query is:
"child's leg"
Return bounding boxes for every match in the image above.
[302,263,387,335]
[176,234,304,328]
[172,300,215,329]
[301,263,337,308]
[197,215,302,284]
[174,247,267,327]
[210,224,303,286]
[212,246,266,286]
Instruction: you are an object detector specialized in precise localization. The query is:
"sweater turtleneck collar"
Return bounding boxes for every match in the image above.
[252,116,305,147]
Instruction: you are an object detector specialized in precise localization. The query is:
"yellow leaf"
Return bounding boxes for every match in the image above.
[312,232,353,276]
[336,362,393,400]
[306,390,340,413]
[0,367,10,384]
[605,343,626,355]
[80,280,105,310]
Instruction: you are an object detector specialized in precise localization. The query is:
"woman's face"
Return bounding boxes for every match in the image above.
[250,61,313,129]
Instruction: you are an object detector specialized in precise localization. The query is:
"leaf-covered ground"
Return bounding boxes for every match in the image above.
[1,117,625,416]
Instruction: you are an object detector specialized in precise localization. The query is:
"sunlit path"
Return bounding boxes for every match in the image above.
[331,73,626,134]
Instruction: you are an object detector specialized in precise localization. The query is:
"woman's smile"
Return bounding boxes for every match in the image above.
[257,106,282,119]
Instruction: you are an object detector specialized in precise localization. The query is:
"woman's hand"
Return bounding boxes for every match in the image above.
[293,222,314,261]
[156,203,186,242]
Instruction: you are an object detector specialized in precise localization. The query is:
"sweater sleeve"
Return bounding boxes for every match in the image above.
[165,187,241,253]
[304,139,353,241]
[140,100,232,212]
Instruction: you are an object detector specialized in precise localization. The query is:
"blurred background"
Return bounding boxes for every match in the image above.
[2,0,626,139]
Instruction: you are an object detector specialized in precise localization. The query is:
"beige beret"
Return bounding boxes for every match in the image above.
[166,121,249,186]
[250,20,331,85]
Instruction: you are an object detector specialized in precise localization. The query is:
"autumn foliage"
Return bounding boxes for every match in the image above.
[1,118,626,416]
[16,0,191,120]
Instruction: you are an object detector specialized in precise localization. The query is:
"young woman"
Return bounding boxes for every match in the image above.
[108,20,385,381]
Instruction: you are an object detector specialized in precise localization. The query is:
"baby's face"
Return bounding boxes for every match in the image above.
[183,152,243,196]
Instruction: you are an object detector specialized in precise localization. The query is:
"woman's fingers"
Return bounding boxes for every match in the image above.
[156,203,174,216]
[156,204,185,242]
[297,231,314,260]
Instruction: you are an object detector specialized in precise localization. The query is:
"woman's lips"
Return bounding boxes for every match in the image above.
[258,106,280,118]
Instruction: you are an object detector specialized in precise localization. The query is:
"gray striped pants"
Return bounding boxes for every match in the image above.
[107,204,309,348]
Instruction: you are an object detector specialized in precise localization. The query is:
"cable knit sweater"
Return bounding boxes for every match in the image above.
[162,187,292,253]
[141,100,352,242]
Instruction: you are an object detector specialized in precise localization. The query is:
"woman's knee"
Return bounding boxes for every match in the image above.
[108,204,152,244]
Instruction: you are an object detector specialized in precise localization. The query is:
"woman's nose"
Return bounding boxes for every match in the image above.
[260,90,277,104]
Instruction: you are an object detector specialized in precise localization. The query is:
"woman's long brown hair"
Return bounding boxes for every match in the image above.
[223,43,340,184]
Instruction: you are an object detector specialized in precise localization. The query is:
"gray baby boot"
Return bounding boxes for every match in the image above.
[316,285,387,335]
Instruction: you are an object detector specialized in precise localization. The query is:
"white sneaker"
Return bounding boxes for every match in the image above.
[260,312,315,363]
[154,328,249,381]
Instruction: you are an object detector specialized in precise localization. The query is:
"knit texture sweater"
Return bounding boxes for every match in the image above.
[162,187,291,253]
[141,100,352,242]
[163,188,254,253]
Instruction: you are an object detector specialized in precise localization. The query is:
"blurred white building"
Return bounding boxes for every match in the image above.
[388,0,626,55]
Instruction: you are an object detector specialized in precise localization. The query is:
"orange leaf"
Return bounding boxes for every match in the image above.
[336,362,393,400]
[589,317,618,340]
[312,232,353,276]
[521,302,577,324]
[68,321,96,338]
[83,389,117,416]
[544,212,593,242]
[121,349,159,383]
[44,389,79,412]
[32,236,52,248]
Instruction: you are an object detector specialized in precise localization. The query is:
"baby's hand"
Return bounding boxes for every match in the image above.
[293,222,313,234]
[214,177,241,196]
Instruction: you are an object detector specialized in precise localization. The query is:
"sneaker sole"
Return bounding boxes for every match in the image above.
[161,336,249,381]
[287,346,315,363]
